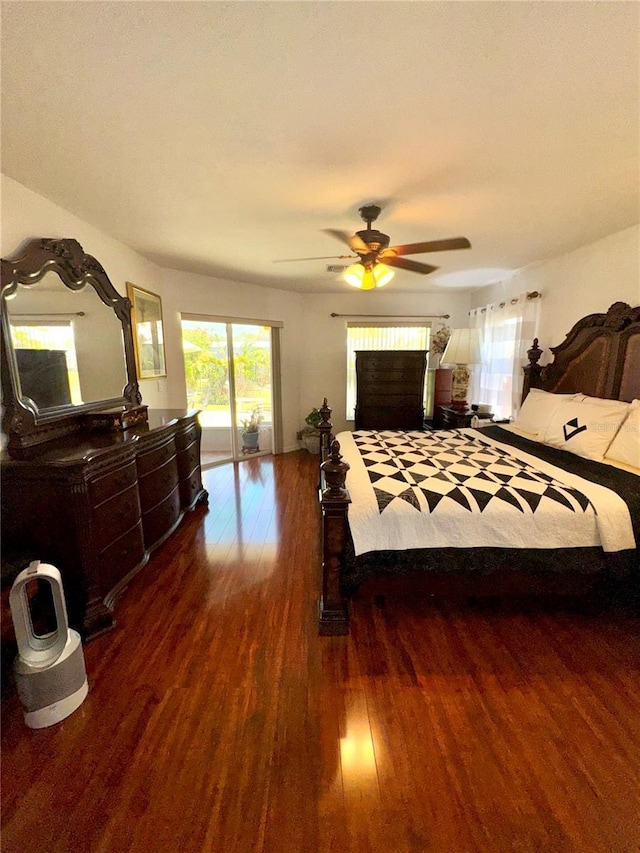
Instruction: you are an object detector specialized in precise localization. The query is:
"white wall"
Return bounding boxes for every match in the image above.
[469,225,640,360]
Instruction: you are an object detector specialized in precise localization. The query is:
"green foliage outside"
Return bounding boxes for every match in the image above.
[182,324,271,418]
[183,326,229,408]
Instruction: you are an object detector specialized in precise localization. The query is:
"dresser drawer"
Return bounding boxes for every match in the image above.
[136,436,177,476]
[174,421,200,451]
[179,467,203,509]
[97,519,146,594]
[137,454,179,509]
[177,437,200,476]
[90,461,138,507]
[142,483,182,550]
[92,483,142,553]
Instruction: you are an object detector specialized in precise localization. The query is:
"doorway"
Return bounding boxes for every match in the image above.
[181,316,281,467]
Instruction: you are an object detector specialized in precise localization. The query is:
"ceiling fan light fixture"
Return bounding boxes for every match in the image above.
[344,263,365,288]
[372,263,394,287]
[344,262,394,289]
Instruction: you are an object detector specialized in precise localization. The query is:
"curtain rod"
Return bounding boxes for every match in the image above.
[330,312,450,319]
[11,311,86,317]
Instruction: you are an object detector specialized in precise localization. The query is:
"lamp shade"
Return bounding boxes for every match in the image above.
[440,328,483,366]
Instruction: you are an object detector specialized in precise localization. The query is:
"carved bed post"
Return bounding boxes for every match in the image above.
[522,337,544,402]
[317,397,334,487]
[319,439,351,635]
[318,397,333,456]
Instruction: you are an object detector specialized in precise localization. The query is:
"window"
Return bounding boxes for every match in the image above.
[346,324,431,420]
[468,292,540,419]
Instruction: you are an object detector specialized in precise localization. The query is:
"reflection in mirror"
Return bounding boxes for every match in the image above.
[6,272,128,411]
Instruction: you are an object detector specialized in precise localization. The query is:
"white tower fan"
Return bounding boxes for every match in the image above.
[9,561,88,729]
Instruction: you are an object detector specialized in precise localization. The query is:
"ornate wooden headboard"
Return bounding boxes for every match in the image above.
[523,301,640,403]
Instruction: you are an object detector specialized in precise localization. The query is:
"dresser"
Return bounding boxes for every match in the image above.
[1,410,208,639]
[354,350,428,430]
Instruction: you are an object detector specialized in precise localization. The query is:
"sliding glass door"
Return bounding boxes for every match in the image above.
[181,316,279,466]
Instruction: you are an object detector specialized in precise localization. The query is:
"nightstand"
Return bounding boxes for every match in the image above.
[438,407,494,429]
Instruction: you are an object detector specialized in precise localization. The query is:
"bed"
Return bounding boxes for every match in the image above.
[317,301,640,634]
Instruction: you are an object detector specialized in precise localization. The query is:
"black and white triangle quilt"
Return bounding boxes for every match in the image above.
[337,429,635,557]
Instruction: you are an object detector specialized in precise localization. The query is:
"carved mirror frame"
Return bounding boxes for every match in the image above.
[1,238,142,456]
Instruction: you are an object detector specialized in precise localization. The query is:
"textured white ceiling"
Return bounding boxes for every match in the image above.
[2,1,638,294]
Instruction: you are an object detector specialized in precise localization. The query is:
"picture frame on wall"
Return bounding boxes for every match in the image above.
[126,283,167,379]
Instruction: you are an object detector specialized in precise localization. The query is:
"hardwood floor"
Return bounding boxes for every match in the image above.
[2,451,639,853]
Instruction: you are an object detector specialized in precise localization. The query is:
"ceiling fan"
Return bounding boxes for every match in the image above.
[274,204,471,289]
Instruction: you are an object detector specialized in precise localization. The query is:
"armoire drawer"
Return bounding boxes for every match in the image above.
[356,367,425,385]
[356,387,425,406]
[355,404,424,430]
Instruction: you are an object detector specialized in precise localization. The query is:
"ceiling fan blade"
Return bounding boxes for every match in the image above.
[323,228,354,246]
[386,237,471,256]
[323,228,370,255]
[385,257,439,275]
[349,234,371,255]
[273,254,357,263]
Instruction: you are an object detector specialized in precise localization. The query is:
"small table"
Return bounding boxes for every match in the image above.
[438,407,494,429]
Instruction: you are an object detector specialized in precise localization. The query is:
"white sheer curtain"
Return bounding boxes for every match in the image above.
[469,292,540,420]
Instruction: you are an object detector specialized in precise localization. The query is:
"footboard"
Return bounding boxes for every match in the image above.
[317,399,351,635]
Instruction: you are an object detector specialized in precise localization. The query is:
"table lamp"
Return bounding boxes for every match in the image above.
[440,328,483,410]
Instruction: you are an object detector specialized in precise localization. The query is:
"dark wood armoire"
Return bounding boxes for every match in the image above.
[354,350,428,430]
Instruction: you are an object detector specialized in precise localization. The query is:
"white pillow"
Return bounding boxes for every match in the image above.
[514,389,581,437]
[604,399,640,469]
[541,396,631,461]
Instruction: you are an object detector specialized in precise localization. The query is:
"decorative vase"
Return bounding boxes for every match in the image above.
[301,427,321,454]
[241,431,260,452]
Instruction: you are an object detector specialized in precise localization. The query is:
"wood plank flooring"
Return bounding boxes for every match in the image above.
[2,450,639,853]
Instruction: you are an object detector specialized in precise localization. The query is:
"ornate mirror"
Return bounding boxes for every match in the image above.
[1,238,142,456]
